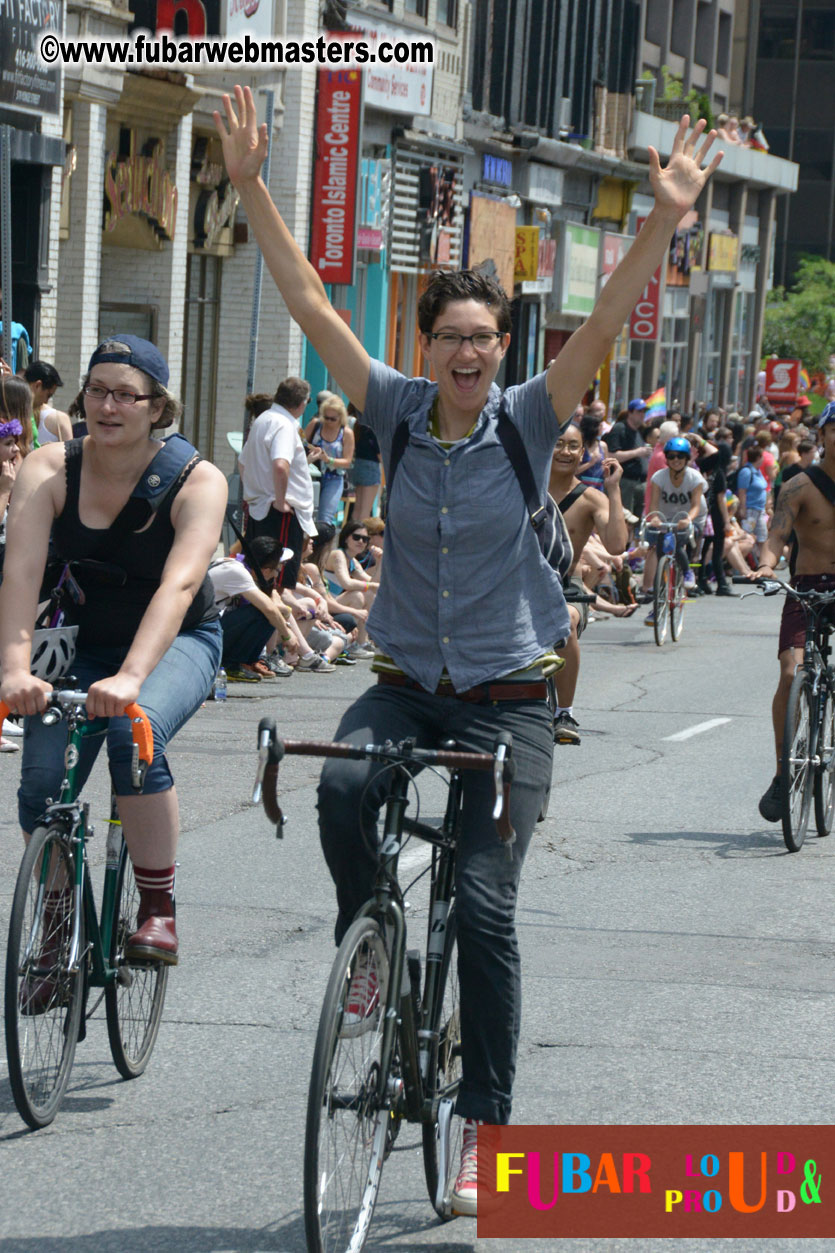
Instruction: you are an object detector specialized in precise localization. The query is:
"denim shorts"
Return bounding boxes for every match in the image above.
[18,618,222,832]
[351,458,381,487]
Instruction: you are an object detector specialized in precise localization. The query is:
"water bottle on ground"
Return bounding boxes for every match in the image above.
[213,668,227,702]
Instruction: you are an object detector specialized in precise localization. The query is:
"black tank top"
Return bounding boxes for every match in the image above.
[51,438,218,648]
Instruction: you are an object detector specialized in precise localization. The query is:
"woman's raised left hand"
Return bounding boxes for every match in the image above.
[649,115,724,221]
[86,672,142,719]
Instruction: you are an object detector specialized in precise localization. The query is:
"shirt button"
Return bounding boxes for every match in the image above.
[444,458,451,466]
[442,590,449,598]
[443,636,450,644]
[441,506,448,514]
[442,546,449,554]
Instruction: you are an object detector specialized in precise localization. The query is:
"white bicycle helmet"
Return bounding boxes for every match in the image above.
[30,627,78,683]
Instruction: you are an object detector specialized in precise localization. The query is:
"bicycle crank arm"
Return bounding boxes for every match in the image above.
[435,1097,455,1214]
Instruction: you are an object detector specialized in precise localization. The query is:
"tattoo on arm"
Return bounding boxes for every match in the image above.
[769,478,802,542]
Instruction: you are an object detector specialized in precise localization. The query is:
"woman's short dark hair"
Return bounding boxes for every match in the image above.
[23,360,63,390]
[579,414,601,443]
[418,269,511,335]
[248,536,285,568]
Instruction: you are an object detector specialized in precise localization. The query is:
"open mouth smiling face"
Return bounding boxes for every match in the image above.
[421,299,508,415]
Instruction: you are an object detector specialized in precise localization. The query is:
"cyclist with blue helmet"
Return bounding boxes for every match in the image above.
[642,435,710,623]
[755,400,835,822]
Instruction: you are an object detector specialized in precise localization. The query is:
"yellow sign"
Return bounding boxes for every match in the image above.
[707,232,738,272]
[104,136,177,242]
[515,227,539,281]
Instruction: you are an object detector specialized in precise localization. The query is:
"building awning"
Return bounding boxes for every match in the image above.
[3,127,65,167]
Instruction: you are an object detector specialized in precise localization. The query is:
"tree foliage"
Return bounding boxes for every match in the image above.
[763,256,835,373]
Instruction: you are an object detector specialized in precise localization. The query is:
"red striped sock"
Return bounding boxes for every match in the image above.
[133,864,176,895]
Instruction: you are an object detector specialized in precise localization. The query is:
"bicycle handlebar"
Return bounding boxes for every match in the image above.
[732,575,835,604]
[252,721,517,846]
[0,692,154,791]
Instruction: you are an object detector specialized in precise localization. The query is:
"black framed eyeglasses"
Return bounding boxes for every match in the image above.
[83,384,154,406]
[428,332,505,350]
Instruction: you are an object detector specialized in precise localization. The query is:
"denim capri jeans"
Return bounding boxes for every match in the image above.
[18,618,222,833]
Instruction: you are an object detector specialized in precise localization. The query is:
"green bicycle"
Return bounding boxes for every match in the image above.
[1,688,167,1130]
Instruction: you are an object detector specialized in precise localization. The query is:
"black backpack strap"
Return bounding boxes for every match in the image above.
[805,465,835,508]
[494,404,547,532]
[386,418,412,500]
[557,483,588,515]
[224,505,273,594]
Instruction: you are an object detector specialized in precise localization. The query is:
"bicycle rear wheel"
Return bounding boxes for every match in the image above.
[653,556,670,646]
[782,670,815,852]
[422,907,463,1219]
[670,562,686,641]
[106,843,169,1079]
[4,823,84,1129]
[304,916,391,1253]
[814,680,835,838]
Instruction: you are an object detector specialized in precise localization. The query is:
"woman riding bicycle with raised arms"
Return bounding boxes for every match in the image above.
[214,85,722,1216]
[0,335,227,966]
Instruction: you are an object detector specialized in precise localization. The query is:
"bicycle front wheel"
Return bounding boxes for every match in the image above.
[670,562,686,641]
[814,680,835,838]
[304,916,391,1253]
[4,823,85,1129]
[422,906,463,1219]
[782,670,815,852]
[105,843,169,1079]
[653,555,670,646]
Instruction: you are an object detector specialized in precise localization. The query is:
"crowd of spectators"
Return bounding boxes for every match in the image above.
[716,114,769,151]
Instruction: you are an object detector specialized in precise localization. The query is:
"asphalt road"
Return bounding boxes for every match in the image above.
[0,587,833,1253]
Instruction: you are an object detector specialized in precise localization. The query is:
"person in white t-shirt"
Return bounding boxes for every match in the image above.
[643,437,707,620]
[238,376,316,590]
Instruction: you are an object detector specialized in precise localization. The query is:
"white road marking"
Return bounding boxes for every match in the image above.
[663,717,732,742]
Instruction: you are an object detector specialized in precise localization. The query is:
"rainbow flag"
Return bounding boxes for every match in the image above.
[646,387,666,419]
[800,367,811,391]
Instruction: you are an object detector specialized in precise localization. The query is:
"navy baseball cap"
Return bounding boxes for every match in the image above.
[628,397,647,411]
[87,335,169,387]
[818,401,835,429]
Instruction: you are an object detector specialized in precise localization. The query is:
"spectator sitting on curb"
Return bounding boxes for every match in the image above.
[208,537,298,680]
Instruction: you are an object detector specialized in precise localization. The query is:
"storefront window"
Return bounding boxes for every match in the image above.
[659,288,690,409]
[696,286,730,405]
[729,290,754,411]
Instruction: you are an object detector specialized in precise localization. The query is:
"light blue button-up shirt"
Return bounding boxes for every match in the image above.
[364,360,571,691]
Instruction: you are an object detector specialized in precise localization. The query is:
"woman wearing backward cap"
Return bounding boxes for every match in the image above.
[0,335,227,967]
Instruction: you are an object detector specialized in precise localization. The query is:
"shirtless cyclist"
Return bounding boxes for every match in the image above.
[756,402,835,821]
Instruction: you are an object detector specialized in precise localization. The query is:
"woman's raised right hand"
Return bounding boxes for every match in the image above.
[213,85,269,187]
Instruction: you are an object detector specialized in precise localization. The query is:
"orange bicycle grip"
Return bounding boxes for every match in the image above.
[124,702,154,765]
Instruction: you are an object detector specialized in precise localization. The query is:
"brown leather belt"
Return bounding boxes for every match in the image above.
[377,672,547,703]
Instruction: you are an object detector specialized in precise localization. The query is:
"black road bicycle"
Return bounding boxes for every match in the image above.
[253,721,515,1253]
[739,576,835,852]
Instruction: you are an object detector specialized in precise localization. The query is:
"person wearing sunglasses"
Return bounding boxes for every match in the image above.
[642,436,709,623]
[214,85,723,1215]
[322,518,378,657]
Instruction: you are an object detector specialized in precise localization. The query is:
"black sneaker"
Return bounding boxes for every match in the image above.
[554,711,581,746]
[758,775,783,823]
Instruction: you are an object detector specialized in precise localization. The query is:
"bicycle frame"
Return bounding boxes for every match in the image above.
[356,757,464,1125]
[4,690,154,993]
[33,718,124,993]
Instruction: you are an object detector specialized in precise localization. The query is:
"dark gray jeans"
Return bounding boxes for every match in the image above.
[317,682,553,1124]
